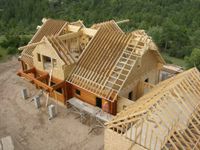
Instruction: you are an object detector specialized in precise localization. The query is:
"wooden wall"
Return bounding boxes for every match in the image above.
[32,38,66,80]
[119,51,162,101]
[70,85,117,115]
[104,129,146,150]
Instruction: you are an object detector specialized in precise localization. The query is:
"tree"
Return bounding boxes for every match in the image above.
[185,48,200,70]
[148,26,163,48]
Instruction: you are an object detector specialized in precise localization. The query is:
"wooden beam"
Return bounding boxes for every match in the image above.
[36,73,49,81]
[116,19,130,24]
[143,82,155,89]
[23,67,36,74]
[58,32,82,40]
[18,71,53,92]
[52,81,65,91]
[18,40,45,50]
[67,25,81,32]
[82,28,97,37]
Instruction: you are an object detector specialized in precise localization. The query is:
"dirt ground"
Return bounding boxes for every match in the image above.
[0,57,104,150]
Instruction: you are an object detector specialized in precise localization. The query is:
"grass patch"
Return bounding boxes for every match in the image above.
[161,52,187,69]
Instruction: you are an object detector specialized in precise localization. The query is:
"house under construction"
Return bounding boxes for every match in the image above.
[105,67,200,149]
[16,17,200,149]
[17,18,167,115]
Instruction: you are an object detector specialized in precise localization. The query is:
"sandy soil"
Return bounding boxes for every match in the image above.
[0,57,104,150]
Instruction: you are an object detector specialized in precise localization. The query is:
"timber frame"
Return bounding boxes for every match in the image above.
[68,29,164,102]
[105,68,200,150]
[17,66,68,103]
[17,18,165,115]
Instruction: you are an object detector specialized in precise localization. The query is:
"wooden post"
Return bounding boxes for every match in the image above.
[136,80,144,99]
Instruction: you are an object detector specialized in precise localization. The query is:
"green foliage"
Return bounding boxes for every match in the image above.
[0,0,199,65]
[148,26,163,48]
[0,35,20,48]
[0,35,30,55]
[7,47,17,55]
[161,52,187,68]
[185,48,200,70]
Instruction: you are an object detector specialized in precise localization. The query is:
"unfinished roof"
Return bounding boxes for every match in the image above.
[68,28,131,101]
[45,36,76,65]
[68,28,164,102]
[106,67,200,150]
[21,19,67,66]
[162,64,184,74]
[91,20,123,33]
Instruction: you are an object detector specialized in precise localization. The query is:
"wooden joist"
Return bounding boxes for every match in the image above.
[52,81,65,91]
[105,68,200,150]
[143,82,155,89]
[36,73,49,81]
[18,71,53,92]
[18,40,45,50]
[17,68,66,93]
[19,19,67,66]
[68,27,132,101]
[58,31,82,40]
[116,19,130,24]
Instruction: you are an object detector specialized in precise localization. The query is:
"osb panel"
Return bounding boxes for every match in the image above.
[119,79,139,100]
[123,51,160,88]
[117,96,134,113]
[104,129,147,150]
[120,51,160,100]
[32,39,66,80]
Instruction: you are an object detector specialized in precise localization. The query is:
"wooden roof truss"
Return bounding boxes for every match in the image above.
[106,68,200,149]
[91,20,124,33]
[68,28,159,102]
[19,19,98,66]
[47,36,76,65]
[20,19,67,66]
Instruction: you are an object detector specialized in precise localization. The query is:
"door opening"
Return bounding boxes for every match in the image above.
[96,97,102,108]
[128,91,133,100]
[145,78,149,83]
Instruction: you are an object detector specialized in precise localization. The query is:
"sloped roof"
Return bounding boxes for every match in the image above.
[46,36,76,65]
[21,19,67,66]
[67,28,132,101]
[68,28,164,102]
[106,67,200,150]
[91,20,123,33]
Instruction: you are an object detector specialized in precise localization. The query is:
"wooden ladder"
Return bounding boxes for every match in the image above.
[100,35,147,101]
